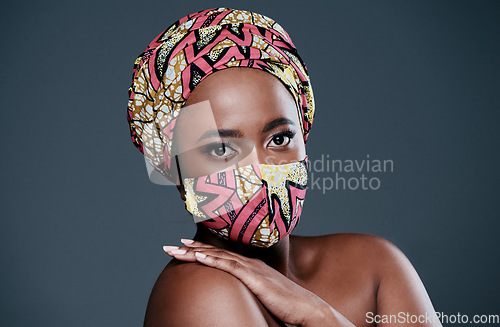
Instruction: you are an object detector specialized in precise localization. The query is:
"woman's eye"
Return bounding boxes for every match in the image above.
[213,144,226,156]
[206,143,238,158]
[273,135,285,145]
[268,131,295,148]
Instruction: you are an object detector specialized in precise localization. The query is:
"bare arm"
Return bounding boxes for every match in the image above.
[163,240,355,327]
[144,261,270,327]
[373,237,442,327]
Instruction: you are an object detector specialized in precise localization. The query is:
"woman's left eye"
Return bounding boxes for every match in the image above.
[268,131,295,148]
[272,135,287,146]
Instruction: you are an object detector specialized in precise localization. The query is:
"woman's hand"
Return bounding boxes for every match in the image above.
[163,239,354,327]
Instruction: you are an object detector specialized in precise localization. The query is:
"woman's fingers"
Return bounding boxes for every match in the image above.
[165,246,257,287]
[192,250,254,281]
[162,239,218,261]
[163,245,237,261]
[162,245,197,262]
[179,239,256,263]
[179,239,215,248]
[167,239,253,263]
[163,242,250,277]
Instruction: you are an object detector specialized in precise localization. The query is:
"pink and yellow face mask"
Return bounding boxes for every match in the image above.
[183,157,308,248]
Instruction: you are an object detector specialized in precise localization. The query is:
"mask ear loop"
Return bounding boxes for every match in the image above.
[175,154,184,188]
[234,147,240,170]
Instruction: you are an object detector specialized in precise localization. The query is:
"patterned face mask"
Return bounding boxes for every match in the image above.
[183,157,308,248]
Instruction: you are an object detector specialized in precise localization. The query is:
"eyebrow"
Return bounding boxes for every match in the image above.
[197,129,244,143]
[196,117,296,143]
[261,117,296,133]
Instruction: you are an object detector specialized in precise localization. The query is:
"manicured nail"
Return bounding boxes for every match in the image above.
[163,246,179,253]
[171,248,187,255]
[195,252,207,259]
[180,238,194,245]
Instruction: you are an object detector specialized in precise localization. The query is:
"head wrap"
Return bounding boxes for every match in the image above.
[127,7,315,181]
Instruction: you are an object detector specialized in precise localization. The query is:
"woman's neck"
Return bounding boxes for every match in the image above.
[193,224,294,278]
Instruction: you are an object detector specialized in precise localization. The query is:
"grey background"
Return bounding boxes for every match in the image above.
[1,0,499,326]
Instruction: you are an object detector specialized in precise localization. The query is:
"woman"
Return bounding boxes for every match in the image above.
[127,8,441,327]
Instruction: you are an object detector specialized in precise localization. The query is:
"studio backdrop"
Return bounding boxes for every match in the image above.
[1,0,498,326]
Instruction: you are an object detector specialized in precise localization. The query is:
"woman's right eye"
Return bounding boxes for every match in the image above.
[204,143,238,159]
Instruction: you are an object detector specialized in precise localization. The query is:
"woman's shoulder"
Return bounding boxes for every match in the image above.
[290,233,407,279]
[298,233,438,319]
[144,259,272,327]
[291,233,402,253]
[292,232,399,256]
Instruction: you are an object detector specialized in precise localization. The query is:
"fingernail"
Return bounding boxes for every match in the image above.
[180,238,194,245]
[171,248,187,255]
[163,246,179,252]
[195,252,207,259]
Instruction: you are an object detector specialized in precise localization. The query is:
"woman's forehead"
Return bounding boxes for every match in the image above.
[178,68,301,134]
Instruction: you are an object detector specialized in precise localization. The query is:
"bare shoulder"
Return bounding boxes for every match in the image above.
[291,233,412,282]
[305,232,397,249]
[292,232,402,260]
[292,233,438,322]
[314,233,417,277]
[144,259,270,327]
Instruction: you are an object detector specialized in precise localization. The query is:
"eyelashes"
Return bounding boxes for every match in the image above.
[200,129,298,160]
[268,129,296,148]
[201,142,238,160]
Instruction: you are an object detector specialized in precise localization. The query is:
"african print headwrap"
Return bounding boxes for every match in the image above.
[127,7,315,181]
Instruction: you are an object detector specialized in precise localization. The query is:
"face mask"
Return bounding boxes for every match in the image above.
[182,157,308,248]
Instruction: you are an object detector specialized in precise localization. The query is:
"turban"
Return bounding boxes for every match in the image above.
[127,7,315,181]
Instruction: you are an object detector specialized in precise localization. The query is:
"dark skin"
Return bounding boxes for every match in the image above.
[144,68,441,327]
